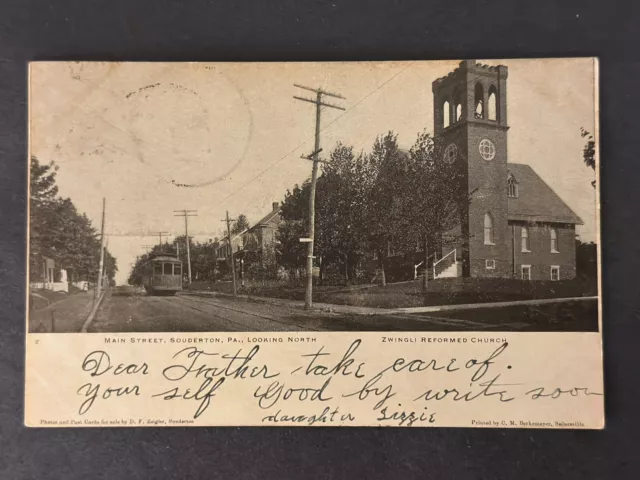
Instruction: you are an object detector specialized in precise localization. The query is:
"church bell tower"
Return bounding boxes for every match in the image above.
[432,60,510,277]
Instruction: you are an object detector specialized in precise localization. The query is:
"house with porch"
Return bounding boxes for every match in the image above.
[240,202,282,264]
[30,256,70,292]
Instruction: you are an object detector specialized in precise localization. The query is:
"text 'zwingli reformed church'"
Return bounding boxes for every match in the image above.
[434,60,582,281]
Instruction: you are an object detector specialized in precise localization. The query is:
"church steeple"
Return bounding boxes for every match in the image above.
[432,60,508,136]
[432,60,511,278]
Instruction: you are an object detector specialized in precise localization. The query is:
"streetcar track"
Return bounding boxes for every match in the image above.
[156,295,253,331]
[161,294,319,331]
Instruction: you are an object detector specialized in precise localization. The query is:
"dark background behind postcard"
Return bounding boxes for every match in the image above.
[0,0,638,478]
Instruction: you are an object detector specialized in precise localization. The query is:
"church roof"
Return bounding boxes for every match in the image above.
[507,163,583,225]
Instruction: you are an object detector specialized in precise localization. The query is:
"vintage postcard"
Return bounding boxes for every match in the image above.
[26,59,603,428]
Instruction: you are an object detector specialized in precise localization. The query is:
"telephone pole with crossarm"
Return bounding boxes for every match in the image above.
[221,211,238,297]
[293,84,345,309]
[173,210,198,284]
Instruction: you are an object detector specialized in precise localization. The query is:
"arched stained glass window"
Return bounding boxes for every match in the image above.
[521,226,530,252]
[484,213,494,245]
[550,228,558,252]
[507,175,518,197]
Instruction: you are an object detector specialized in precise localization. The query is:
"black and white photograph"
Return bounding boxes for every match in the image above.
[28,59,599,334]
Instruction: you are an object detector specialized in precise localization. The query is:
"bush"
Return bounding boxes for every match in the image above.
[246,260,278,281]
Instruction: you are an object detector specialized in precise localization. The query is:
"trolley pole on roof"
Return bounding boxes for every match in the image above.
[150,231,170,250]
[173,209,197,285]
[293,84,345,309]
[221,211,238,297]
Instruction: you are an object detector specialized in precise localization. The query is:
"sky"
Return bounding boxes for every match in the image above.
[30,59,598,285]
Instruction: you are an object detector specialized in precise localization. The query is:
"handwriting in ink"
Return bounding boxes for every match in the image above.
[82,350,150,377]
[162,346,278,382]
[77,351,148,415]
[376,404,436,426]
[413,374,517,403]
[152,377,225,419]
[464,342,509,382]
[77,383,140,415]
[525,386,603,400]
[253,378,333,409]
[262,406,355,425]
[293,340,365,378]
[341,344,470,410]
[342,370,396,410]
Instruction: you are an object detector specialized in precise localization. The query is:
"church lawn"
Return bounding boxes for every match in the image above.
[421,298,599,332]
[188,277,597,310]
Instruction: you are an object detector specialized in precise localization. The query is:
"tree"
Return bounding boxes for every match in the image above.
[581,127,596,188]
[29,157,59,279]
[576,239,598,281]
[315,143,370,283]
[128,251,153,286]
[364,132,407,286]
[276,131,466,289]
[277,183,311,277]
[231,214,250,235]
[400,131,467,291]
[103,249,118,285]
[29,156,118,285]
[169,235,218,282]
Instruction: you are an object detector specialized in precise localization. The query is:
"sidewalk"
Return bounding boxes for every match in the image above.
[396,295,599,313]
[184,289,598,316]
[29,290,98,333]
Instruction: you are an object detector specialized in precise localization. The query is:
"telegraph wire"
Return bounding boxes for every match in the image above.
[203,61,417,213]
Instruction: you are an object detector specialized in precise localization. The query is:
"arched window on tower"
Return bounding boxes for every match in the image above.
[488,86,497,121]
[452,89,463,123]
[484,213,494,245]
[507,174,518,197]
[475,83,484,119]
[443,100,450,128]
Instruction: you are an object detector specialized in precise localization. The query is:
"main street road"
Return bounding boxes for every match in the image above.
[86,286,594,333]
[86,286,496,333]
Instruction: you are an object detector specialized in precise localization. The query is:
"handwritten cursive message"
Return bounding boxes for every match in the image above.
[73,338,603,427]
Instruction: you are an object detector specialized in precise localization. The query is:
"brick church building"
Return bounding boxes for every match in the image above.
[432,60,582,281]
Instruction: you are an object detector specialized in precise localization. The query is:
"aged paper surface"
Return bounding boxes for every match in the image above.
[26,59,603,428]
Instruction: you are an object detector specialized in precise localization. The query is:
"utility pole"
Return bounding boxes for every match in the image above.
[150,231,170,250]
[174,209,198,284]
[294,84,345,308]
[96,197,106,299]
[221,211,238,296]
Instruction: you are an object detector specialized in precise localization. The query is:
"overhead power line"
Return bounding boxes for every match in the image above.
[203,61,416,213]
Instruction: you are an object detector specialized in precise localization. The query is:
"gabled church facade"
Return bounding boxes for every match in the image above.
[433,60,582,281]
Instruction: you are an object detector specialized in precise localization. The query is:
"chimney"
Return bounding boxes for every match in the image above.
[272,201,279,211]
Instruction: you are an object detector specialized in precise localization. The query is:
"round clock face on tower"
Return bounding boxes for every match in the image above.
[443,143,458,164]
[479,139,496,161]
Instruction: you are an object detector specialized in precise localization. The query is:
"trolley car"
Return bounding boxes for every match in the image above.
[141,253,183,295]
